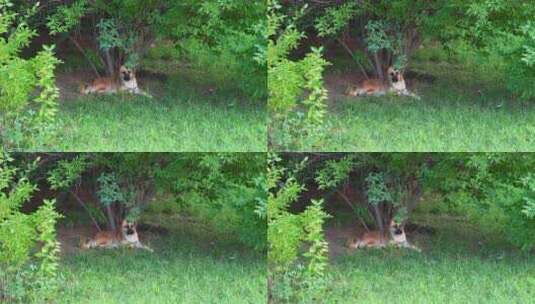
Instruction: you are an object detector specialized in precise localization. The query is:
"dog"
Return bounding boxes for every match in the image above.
[345,67,420,100]
[80,66,152,98]
[80,220,153,252]
[389,220,421,252]
[347,220,421,252]
[387,67,420,100]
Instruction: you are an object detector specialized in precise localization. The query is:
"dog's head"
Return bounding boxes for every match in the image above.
[79,236,89,249]
[121,220,137,236]
[389,219,404,236]
[345,84,358,96]
[387,67,402,83]
[346,237,358,249]
[79,84,89,94]
[119,65,135,82]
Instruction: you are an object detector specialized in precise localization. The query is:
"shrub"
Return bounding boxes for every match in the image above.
[268,154,330,303]
[0,153,62,302]
[0,1,61,149]
[426,154,535,250]
[156,153,267,251]
[268,1,329,150]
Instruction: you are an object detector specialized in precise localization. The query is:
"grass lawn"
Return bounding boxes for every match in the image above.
[52,95,265,152]
[295,52,535,152]
[31,57,266,152]
[322,216,535,304]
[56,218,266,303]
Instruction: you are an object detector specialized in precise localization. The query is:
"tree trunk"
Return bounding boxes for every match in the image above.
[406,179,423,214]
[373,52,384,82]
[105,205,116,232]
[104,49,115,76]
[372,203,384,233]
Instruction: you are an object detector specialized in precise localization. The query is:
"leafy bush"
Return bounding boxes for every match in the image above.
[313,154,426,233]
[0,153,62,302]
[161,0,267,100]
[268,1,329,150]
[156,153,267,251]
[429,154,535,251]
[0,1,61,149]
[268,154,330,303]
[448,0,535,100]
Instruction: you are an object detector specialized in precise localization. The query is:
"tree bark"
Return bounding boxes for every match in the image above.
[105,204,116,232]
[372,203,384,233]
[373,52,384,82]
[104,49,115,76]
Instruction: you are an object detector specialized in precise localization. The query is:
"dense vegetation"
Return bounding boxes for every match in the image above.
[0,152,266,302]
[268,153,535,303]
[268,0,535,150]
[1,0,266,150]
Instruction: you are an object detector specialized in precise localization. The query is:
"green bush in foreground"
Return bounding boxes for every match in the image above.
[0,154,62,302]
[0,1,60,149]
[268,154,330,303]
[268,0,329,150]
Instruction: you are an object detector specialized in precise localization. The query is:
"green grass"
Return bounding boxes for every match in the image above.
[291,49,535,152]
[57,220,266,304]
[50,95,265,152]
[32,55,266,152]
[320,216,535,304]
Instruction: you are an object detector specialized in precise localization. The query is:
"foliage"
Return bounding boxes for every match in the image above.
[45,0,266,99]
[157,153,267,251]
[268,154,330,303]
[429,0,535,100]
[47,156,89,191]
[0,153,62,302]
[268,1,330,150]
[46,0,160,75]
[428,153,535,251]
[312,0,435,79]
[159,0,267,99]
[0,1,61,149]
[314,154,426,230]
[46,0,88,35]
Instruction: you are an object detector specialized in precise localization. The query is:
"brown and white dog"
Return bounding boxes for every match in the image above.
[81,220,153,252]
[80,66,152,98]
[389,220,421,252]
[347,220,421,252]
[346,67,420,100]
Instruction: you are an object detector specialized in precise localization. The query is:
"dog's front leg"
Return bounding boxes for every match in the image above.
[133,242,154,252]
